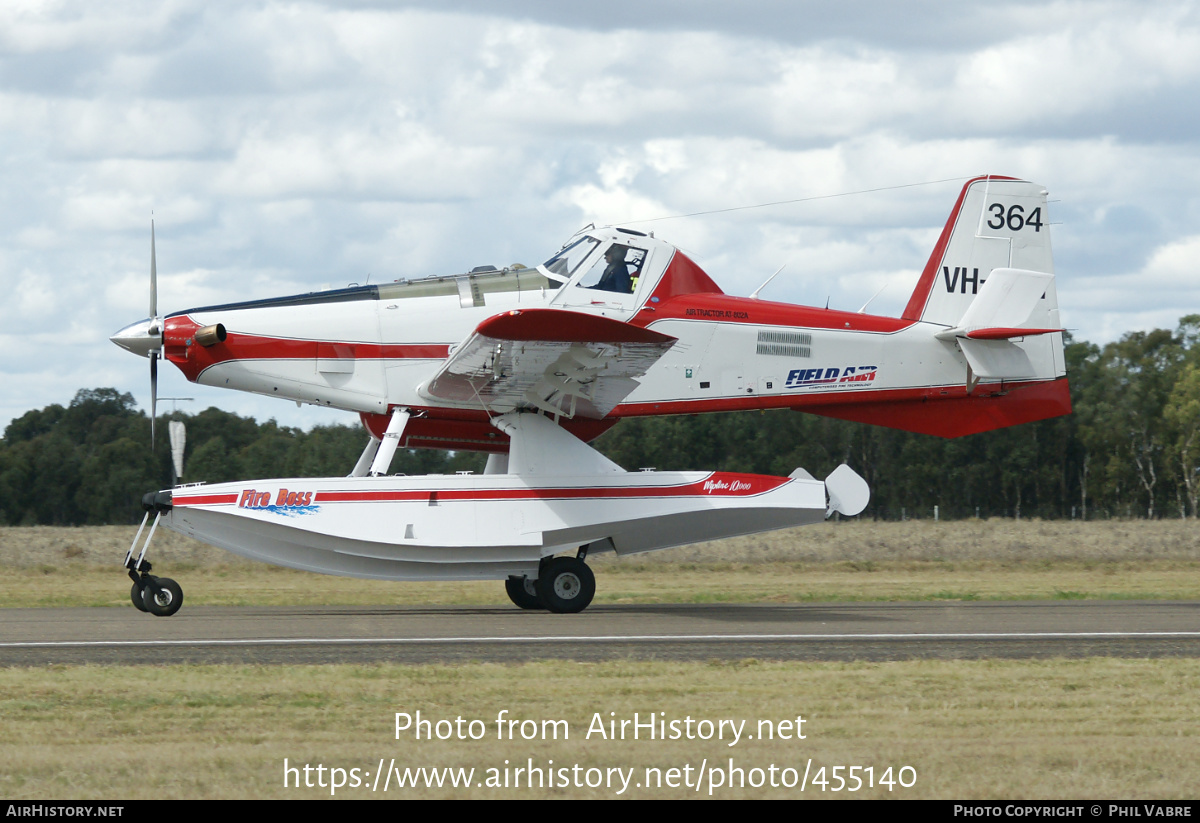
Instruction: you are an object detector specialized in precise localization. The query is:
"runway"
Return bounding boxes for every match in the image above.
[2,600,1199,665]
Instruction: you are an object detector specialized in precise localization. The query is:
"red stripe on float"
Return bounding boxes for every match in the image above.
[314,473,789,504]
[173,494,240,506]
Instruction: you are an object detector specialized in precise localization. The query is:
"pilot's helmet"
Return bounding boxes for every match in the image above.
[605,244,628,262]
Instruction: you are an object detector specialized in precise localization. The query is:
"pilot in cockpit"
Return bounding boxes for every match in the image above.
[592,245,633,294]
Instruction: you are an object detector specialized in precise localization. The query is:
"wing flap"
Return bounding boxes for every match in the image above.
[423,309,676,418]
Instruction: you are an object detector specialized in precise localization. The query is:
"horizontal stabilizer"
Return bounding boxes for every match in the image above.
[930,267,1063,380]
[934,268,1057,341]
[960,267,1052,330]
[963,327,1064,340]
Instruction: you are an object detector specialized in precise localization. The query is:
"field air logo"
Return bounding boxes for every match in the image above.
[786,365,878,388]
[239,488,318,516]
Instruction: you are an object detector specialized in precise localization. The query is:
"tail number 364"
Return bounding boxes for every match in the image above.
[987,203,1043,232]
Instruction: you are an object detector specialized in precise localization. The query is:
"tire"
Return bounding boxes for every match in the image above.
[141,577,183,617]
[535,557,595,614]
[505,576,544,610]
[130,581,149,613]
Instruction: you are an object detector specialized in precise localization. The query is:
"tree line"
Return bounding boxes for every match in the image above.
[2,315,1198,525]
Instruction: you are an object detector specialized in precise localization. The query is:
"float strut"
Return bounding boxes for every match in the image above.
[369,407,410,476]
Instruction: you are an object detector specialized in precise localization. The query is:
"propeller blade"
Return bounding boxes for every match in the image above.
[149,219,158,323]
[150,351,158,450]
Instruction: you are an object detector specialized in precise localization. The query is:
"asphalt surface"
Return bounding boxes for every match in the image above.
[2,600,1199,665]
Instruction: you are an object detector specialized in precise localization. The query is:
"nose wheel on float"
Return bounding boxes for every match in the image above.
[505,549,596,614]
[129,570,183,616]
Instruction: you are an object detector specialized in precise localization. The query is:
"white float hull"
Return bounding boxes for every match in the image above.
[166,471,828,581]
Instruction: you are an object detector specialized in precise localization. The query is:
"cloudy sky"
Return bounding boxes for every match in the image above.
[2,0,1198,432]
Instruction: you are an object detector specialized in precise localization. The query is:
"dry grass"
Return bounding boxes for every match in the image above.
[0,525,225,570]
[1,658,1197,799]
[651,517,1200,565]
[3,521,1200,607]
[6,519,1199,570]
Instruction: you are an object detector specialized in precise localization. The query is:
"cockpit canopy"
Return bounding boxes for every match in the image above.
[542,237,647,295]
[539,227,674,308]
[171,227,678,319]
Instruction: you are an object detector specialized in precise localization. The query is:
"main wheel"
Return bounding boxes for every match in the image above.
[505,576,543,610]
[130,581,149,613]
[535,557,595,614]
[141,577,183,617]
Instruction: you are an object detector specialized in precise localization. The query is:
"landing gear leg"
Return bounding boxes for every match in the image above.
[124,492,184,617]
[535,556,596,614]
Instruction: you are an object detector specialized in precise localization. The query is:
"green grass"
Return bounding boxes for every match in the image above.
[2,659,1198,799]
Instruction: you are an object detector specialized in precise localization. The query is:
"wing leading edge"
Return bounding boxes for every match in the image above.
[421,309,677,419]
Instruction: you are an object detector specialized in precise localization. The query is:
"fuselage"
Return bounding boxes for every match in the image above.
[114,191,1072,451]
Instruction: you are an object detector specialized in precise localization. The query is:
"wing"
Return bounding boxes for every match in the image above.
[421,309,677,418]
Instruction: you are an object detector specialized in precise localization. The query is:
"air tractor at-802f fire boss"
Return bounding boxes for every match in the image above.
[112,176,1069,615]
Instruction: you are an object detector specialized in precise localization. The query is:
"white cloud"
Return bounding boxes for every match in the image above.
[0,0,178,54]
[3,0,1200,433]
[950,13,1200,130]
[1143,235,1200,281]
[1057,234,1200,340]
[61,190,210,232]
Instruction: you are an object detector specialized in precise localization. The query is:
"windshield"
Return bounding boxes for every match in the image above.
[541,237,600,281]
[575,244,647,294]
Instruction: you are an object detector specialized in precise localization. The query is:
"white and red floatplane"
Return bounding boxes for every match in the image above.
[114,176,1068,615]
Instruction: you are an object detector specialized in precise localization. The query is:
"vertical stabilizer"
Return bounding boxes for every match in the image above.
[800,175,1073,438]
[903,177,1056,328]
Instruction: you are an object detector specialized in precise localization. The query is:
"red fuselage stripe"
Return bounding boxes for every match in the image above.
[211,334,451,360]
[613,379,1050,417]
[162,315,452,381]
